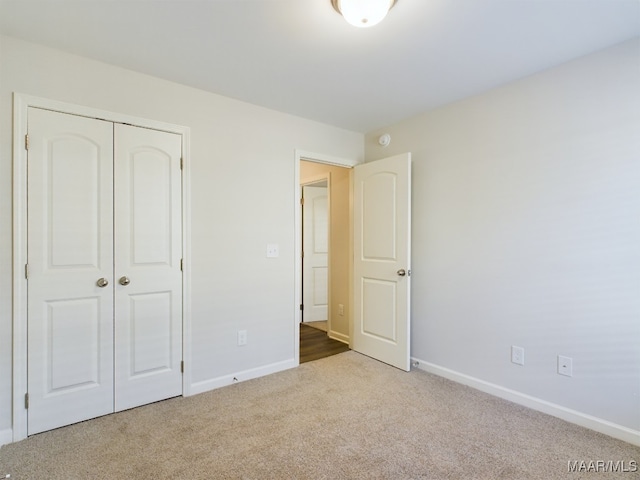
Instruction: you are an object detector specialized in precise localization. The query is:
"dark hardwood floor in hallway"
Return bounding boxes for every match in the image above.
[299,323,350,363]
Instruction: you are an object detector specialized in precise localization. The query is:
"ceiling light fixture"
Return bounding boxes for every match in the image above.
[331,0,397,28]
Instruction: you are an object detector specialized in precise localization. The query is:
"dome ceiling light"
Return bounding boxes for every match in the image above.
[331,0,397,28]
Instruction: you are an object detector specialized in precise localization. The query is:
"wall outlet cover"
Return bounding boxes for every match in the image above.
[511,346,525,366]
[237,330,247,346]
[266,243,279,258]
[558,355,573,377]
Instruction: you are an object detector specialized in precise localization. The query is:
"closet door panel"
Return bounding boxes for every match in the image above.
[114,124,183,412]
[27,108,115,435]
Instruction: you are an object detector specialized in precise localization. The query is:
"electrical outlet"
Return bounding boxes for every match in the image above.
[338,304,344,316]
[266,243,279,258]
[558,355,573,377]
[511,346,525,366]
[237,330,247,346]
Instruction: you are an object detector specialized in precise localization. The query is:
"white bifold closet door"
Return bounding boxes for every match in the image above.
[26,107,183,435]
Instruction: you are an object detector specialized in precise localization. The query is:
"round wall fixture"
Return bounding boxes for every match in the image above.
[378,133,391,147]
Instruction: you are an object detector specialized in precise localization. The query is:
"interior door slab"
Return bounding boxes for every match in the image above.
[353,153,411,371]
[27,107,115,434]
[114,124,183,412]
[302,184,329,323]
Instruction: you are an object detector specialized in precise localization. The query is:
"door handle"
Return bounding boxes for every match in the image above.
[397,269,406,277]
[119,276,131,286]
[96,277,109,288]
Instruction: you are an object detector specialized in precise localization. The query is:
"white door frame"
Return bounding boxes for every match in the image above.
[11,94,192,442]
[293,150,360,364]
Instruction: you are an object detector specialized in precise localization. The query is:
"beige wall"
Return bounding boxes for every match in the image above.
[365,39,640,436]
[300,161,352,342]
[0,35,364,442]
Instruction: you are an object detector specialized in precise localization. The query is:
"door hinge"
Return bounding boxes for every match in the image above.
[300,197,304,206]
[25,393,29,409]
[180,258,183,271]
[181,361,184,373]
[180,157,184,170]
[25,134,29,151]
[24,264,29,280]
[300,304,304,311]
[301,250,304,259]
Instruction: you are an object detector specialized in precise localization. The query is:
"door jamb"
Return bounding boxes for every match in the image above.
[293,150,360,365]
[11,93,192,442]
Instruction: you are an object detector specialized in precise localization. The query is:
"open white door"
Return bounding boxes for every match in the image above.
[353,153,411,371]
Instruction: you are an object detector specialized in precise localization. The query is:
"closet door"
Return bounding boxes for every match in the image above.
[114,124,183,411]
[27,108,115,435]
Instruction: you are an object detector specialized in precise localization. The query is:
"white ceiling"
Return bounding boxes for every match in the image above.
[1,0,639,133]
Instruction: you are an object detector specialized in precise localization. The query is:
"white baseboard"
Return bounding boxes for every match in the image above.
[188,358,297,396]
[329,330,349,345]
[412,357,640,447]
[0,428,13,447]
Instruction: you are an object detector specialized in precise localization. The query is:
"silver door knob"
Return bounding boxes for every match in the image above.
[96,277,109,288]
[119,276,131,286]
[397,269,406,277]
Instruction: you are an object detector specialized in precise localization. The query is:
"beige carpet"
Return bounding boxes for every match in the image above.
[1,351,638,479]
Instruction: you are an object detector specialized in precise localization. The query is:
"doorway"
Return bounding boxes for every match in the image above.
[295,150,413,371]
[298,158,353,362]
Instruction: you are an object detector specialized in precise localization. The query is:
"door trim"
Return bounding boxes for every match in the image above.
[293,150,360,365]
[12,93,192,442]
